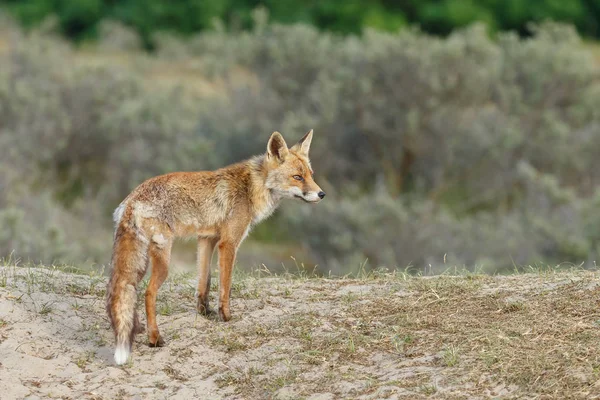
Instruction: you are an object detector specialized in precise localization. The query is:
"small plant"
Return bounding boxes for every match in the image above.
[420,384,437,395]
[343,292,358,304]
[391,334,414,353]
[158,297,177,316]
[442,345,459,367]
[223,336,247,352]
[347,334,356,354]
[442,345,460,367]
[75,350,95,370]
[480,350,500,368]
[300,328,313,342]
[0,270,7,287]
[163,364,188,381]
[38,301,55,316]
[71,300,83,311]
[266,366,298,393]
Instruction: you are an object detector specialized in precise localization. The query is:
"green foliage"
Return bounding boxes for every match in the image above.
[3,0,600,48]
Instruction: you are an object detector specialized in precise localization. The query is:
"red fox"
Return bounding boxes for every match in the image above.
[105,130,325,365]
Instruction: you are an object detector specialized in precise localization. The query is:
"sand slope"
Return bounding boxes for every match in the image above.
[1,265,600,399]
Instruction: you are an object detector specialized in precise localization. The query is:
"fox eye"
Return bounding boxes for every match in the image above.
[293,175,304,181]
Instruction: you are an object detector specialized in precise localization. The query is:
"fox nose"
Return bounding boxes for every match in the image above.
[318,191,326,199]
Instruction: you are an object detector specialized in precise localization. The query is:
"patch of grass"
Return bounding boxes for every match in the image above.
[163,364,188,382]
[391,333,414,354]
[479,348,500,368]
[407,275,482,298]
[420,383,437,395]
[0,270,7,287]
[38,301,55,316]
[211,330,247,352]
[156,295,185,316]
[215,366,265,392]
[179,282,197,300]
[342,292,359,304]
[71,300,83,311]
[158,300,174,316]
[163,327,182,342]
[501,300,526,313]
[299,327,313,343]
[253,323,270,337]
[75,350,95,370]
[442,344,460,367]
[0,263,106,297]
[265,366,298,394]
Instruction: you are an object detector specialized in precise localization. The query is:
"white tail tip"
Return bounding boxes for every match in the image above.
[114,345,130,365]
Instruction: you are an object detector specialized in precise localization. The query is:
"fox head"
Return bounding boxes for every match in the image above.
[264,130,325,203]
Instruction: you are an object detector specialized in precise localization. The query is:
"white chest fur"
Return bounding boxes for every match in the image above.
[252,193,280,225]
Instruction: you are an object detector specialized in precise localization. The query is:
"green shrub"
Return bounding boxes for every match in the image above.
[4,0,600,45]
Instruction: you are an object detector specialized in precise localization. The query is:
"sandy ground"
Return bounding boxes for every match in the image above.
[1,265,600,399]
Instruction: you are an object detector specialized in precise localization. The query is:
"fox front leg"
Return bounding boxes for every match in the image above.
[217,239,238,321]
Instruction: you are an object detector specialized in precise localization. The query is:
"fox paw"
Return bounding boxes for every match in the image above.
[148,334,165,347]
[218,307,231,322]
[196,302,213,316]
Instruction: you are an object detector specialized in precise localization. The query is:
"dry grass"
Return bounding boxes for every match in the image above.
[1,263,600,398]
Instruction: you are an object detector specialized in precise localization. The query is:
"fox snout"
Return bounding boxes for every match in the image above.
[298,188,325,203]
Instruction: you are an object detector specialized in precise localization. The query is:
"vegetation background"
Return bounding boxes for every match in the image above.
[2,1,600,275]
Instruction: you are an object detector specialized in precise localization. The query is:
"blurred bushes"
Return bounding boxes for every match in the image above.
[174,19,600,272]
[2,16,600,273]
[0,21,205,265]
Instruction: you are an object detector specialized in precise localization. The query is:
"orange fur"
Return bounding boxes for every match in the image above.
[105,130,324,365]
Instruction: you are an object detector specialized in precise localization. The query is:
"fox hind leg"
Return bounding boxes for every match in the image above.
[145,238,172,347]
[196,237,218,316]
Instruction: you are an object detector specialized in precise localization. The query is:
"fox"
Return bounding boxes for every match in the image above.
[105,130,325,365]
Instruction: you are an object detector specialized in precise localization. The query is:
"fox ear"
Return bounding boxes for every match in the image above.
[291,129,313,156]
[267,131,289,161]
